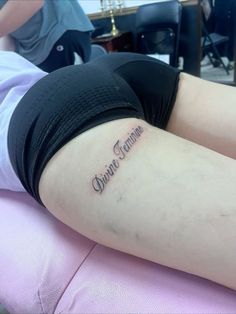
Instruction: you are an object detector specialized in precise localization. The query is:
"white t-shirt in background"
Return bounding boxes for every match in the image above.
[0,51,47,191]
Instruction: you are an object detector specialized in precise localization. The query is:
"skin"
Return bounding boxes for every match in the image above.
[38,73,236,290]
[167,73,236,159]
[0,0,44,37]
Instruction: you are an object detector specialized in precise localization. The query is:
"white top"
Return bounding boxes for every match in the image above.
[0,51,47,191]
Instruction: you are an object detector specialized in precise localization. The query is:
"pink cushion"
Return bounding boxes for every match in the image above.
[1,190,236,313]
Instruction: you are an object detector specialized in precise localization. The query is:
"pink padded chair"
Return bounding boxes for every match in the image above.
[1,190,236,313]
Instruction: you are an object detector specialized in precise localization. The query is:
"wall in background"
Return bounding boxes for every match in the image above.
[79,0,167,14]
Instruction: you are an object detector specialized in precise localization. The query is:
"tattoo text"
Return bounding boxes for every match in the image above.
[92,125,144,194]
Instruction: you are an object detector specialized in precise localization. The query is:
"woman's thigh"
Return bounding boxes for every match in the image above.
[39,117,236,290]
[167,73,236,159]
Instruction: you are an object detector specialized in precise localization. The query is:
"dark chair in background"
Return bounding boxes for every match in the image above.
[135,0,182,67]
[201,22,230,74]
[201,0,230,75]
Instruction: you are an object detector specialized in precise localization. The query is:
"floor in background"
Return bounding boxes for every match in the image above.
[201,57,234,83]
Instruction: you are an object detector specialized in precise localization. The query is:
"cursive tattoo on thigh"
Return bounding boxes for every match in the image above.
[91,125,144,194]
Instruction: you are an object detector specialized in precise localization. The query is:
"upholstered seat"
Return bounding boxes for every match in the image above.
[1,190,236,313]
[135,0,182,67]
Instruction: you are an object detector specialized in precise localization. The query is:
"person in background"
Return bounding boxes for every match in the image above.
[0,0,94,72]
[214,0,236,69]
[201,0,215,33]
[201,0,236,69]
[200,0,217,66]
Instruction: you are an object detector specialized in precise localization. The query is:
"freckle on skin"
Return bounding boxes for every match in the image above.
[135,233,140,241]
[104,223,119,235]
[220,213,230,218]
[117,195,123,203]
[104,222,126,236]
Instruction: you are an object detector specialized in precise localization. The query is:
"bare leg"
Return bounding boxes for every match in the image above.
[39,118,236,290]
[167,73,236,159]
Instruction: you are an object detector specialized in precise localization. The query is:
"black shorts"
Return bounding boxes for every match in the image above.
[8,52,180,205]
